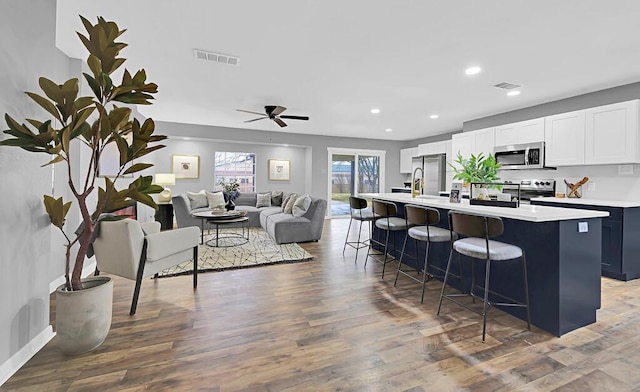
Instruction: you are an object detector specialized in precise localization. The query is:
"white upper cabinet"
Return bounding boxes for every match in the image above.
[545,110,586,166]
[494,118,545,146]
[418,140,447,156]
[450,127,495,170]
[585,100,639,165]
[400,147,419,173]
[473,127,496,157]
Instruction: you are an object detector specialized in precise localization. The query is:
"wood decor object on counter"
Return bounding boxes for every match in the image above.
[564,177,589,198]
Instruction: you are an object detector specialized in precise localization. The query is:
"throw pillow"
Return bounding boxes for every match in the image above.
[281,193,293,212]
[256,192,272,208]
[283,193,298,214]
[206,191,225,209]
[186,190,208,210]
[271,190,284,206]
[292,194,312,217]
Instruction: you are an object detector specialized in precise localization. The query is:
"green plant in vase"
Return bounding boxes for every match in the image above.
[0,16,166,291]
[449,152,502,198]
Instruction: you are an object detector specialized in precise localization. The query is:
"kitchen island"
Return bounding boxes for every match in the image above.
[532,197,640,281]
[367,193,608,336]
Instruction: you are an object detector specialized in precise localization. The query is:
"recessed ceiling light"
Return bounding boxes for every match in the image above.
[465,66,482,75]
[370,108,380,114]
[385,128,393,132]
[507,90,521,97]
[184,137,191,141]
[283,144,289,147]
[430,114,439,119]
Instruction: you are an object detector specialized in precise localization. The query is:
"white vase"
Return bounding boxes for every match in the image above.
[55,276,113,356]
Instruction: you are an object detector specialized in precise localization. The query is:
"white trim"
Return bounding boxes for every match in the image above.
[49,260,97,293]
[327,147,387,157]
[0,326,55,386]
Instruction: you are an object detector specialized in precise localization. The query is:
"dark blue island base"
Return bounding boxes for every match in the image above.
[531,200,640,281]
[371,202,602,337]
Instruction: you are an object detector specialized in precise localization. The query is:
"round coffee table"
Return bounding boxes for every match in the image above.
[192,210,250,247]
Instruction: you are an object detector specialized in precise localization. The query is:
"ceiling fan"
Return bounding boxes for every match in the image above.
[236,105,309,127]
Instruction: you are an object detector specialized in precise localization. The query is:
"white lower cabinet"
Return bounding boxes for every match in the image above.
[585,100,639,165]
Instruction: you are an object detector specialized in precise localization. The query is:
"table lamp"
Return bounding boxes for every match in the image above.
[155,173,176,203]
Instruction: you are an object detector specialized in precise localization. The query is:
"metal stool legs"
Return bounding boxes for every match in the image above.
[343,216,371,261]
[437,250,531,342]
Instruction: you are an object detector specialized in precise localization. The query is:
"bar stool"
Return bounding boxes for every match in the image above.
[437,211,531,342]
[343,196,375,261]
[394,205,457,303]
[365,199,408,279]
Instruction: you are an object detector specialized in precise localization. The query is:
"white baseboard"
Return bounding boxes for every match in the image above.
[0,326,55,386]
[49,260,97,294]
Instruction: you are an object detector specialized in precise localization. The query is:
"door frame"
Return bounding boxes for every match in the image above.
[327,147,386,218]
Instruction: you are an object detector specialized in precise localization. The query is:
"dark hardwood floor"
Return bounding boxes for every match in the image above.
[3,218,640,391]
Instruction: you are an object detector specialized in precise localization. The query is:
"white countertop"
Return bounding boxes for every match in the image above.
[530,197,640,208]
[367,193,609,222]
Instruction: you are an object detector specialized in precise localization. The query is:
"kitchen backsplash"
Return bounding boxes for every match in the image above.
[497,165,640,201]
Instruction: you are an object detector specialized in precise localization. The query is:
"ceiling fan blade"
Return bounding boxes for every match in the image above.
[279,115,309,121]
[273,117,287,127]
[244,117,267,123]
[271,106,286,116]
[237,109,266,116]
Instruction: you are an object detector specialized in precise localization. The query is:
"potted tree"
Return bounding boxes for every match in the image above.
[449,152,501,198]
[0,16,165,355]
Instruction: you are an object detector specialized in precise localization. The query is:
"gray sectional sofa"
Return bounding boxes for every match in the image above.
[173,191,327,244]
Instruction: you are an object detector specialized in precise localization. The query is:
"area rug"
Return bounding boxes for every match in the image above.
[157,227,313,277]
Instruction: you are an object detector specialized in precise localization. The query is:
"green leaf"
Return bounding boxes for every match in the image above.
[114,132,129,166]
[42,155,65,167]
[38,77,63,105]
[73,96,94,112]
[43,195,71,229]
[83,73,101,99]
[25,92,61,122]
[123,163,152,175]
[87,54,102,78]
[61,127,70,154]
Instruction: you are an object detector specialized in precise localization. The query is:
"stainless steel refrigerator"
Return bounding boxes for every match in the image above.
[411,154,446,195]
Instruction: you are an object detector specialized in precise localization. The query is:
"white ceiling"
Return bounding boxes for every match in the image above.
[55,1,640,141]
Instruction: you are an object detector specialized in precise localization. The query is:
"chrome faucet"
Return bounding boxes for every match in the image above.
[412,167,424,198]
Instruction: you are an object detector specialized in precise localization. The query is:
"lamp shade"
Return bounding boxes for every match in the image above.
[155,173,175,186]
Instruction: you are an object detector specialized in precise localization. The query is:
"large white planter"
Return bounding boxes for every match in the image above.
[55,276,113,356]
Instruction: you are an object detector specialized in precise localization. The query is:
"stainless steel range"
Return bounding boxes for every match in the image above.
[503,179,556,203]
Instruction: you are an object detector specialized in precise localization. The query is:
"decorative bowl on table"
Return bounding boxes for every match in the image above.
[211,209,225,215]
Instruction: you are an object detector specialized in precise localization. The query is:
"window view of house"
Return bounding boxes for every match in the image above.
[214,152,256,193]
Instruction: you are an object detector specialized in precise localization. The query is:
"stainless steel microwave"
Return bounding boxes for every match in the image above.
[494,142,548,170]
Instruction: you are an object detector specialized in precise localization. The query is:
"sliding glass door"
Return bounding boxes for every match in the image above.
[327,148,385,217]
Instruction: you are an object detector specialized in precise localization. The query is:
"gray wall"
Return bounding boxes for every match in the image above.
[404,130,461,148]
[0,0,70,374]
[154,121,407,202]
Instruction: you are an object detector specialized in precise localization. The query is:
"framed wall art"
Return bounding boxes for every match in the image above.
[172,154,200,179]
[268,159,290,181]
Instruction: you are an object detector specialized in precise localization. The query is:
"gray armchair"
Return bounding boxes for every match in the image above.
[92,219,199,315]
